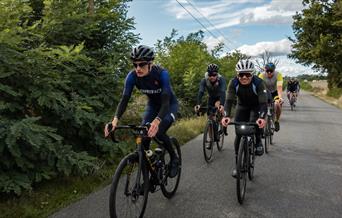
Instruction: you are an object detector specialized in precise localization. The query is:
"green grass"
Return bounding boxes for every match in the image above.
[300,81,313,91]
[327,87,342,99]
[0,116,207,218]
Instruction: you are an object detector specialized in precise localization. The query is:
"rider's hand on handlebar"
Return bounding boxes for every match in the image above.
[218,105,224,114]
[221,117,230,127]
[194,105,200,113]
[256,118,266,128]
[148,118,160,138]
[104,117,118,138]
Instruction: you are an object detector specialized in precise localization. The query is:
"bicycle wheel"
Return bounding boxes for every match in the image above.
[269,117,274,145]
[109,153,149,218]
[161,137,182,198]
[236,137,247,204]
[216,123,224,151]
[248,139,255,180]
[264,118,269,154]
[290,95,294,111]
[203,122,214,163]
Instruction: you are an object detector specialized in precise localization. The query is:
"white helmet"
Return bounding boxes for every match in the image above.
[235,59,255,73]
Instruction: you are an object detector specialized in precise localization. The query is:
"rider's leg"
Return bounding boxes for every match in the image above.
[250,109,264,156]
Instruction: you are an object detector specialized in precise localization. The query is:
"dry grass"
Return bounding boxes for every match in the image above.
[168,116,207,145]
[309,80,342,109]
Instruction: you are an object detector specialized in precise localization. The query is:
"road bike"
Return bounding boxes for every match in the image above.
[198,107,225,163]
[107,124,181,218]
[229,122,258,204]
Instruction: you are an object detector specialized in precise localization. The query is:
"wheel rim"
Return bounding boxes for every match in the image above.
[203,123,214,162]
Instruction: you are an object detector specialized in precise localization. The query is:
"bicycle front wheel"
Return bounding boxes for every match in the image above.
[236,137,247,204]
[248,139,255,180]
[264,118,270,154]
[109,153,149,218]
[216,123,224,151]
[161,137,182,198]
[203,122,214,163]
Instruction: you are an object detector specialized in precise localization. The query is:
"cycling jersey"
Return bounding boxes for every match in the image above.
[287,81,300,92]
[258,71,283,93]
[115,65,178,121]
[197,73,226,106]
[225,75,267,118]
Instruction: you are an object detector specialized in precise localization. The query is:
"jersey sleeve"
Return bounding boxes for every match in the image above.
[219,77,227,105]
[224,79,237,117]
[277,72,283,86]
[196,79,206,105]
[157,70,172,120]
[114,72,135,119]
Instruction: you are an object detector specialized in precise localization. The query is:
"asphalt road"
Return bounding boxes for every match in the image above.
[51,91,342,218]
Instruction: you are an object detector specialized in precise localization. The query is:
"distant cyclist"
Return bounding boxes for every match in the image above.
[287,77,300,101]
[104,45,179,178]
[258,63,283,132]
[195,64,227,139]
[221,59,267,178]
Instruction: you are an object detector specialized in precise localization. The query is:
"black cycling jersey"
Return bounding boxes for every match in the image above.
[225,75,267,119]
[287,81,299,92]
[197,73,226,106]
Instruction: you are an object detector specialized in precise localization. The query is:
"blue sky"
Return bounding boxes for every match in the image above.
[127,0,318,76]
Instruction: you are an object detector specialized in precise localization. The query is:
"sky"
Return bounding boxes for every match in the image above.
[127,0,320,76]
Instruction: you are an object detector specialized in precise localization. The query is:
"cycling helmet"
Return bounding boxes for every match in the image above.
[130,45,155,61]
[265,62,276,71]
[235,59,255,73]
[207,63,219,73]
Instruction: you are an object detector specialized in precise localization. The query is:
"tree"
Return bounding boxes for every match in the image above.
[254,50,280,72]
[290,0,342,89]
[0,0,138,195]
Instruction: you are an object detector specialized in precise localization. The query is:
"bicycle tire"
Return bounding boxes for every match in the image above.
[248,139,255,180]
[264,117,269,154]
[109,153,149,218]
[236,137,247,204]
[269,117,274,145]
[203,122,214,163]
[161,137,182,198]
[216,123,224,151]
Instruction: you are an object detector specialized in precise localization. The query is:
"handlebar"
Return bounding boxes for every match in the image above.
[227,121,259,127]
[106,123,150,143]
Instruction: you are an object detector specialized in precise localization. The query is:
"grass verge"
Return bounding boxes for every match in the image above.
[0,116,206,218]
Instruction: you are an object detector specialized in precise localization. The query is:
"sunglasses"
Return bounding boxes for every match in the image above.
[208,73,218,77]
[133,62,149,68]
[266,70,274,74]
[238,73,252,78]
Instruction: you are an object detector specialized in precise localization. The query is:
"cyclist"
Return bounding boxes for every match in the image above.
[287,77,300,102]
[194,64,227,139]
[221,59,267,178]
[104,45,179,178]
[258,63,283,132]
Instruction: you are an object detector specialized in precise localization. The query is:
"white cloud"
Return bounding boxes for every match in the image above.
[166,0,304,29]
[271,56,320,77]
[203,36,225,51]
[236,38,292,57]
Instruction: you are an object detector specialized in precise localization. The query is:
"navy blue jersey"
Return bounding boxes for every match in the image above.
[115,65,178,120]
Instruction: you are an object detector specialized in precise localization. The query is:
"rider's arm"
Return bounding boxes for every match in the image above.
[114,72,135,119]
[257,81,268,118]
[196,79,206,105]
[219,77,227,106]
[277,73,284,98]
[224,79,237,117]
[156,70,172,121]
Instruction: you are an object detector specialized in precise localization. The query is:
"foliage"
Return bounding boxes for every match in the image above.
[0,0,138,195]
[155,29,237,108]
[290,0,342,89]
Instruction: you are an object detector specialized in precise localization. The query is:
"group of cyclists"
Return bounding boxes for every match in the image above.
[104,44,301,192]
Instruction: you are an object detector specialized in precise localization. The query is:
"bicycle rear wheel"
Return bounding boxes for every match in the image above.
[236,137,247,204]
[109,153,149,218]
[216,123,224,151]
[203,122,214,163]
[161,137,182,198]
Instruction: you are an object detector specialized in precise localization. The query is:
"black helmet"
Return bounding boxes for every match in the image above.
[130,45,155,61]
[207,63,219,73]
[265,62,276,71]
